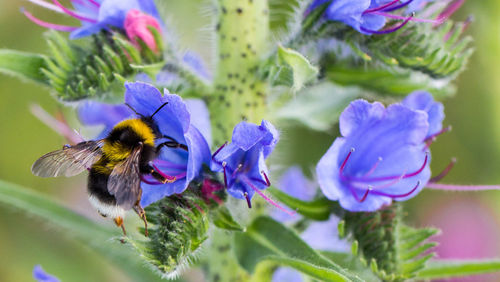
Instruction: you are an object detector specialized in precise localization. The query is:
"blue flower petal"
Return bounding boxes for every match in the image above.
[317,99,431,212]
[324,0,371,32]
[231,121,269,151]
[278,166,316,201]
[78,101,132,128]
[301,215,350,252]
[272,267,303,282]
[185,99,212,146]
[184,126,211,188]
[141,178,187,206]
[402,91,444,138]
[69,23,106,39]
[33,265,60,282]
[98,0,141,27]
[212,120,279,200]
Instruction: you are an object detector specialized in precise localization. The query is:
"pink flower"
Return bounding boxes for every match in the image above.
[124,9,162,53]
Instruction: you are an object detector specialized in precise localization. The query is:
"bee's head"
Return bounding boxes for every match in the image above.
[125,102,168,137]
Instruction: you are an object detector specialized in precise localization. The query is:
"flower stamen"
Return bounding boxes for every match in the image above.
[363,157,383,177]
[22,9,78,31]
[339,147,355,176]
[152,163,177,182]
[211,142,227,161]
[361,12,414,34]
[382,0,414,12]
[222,161,228,188]
[363,0,402,14]
[243,192,252,208]
[371,181,420,198]
[429,157,457,183]
[51,0,98,23]
[243,177,296,217]
[232,164,243,178]
[261,170,271,187]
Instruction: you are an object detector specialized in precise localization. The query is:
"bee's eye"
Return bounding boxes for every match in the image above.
[119,131,131,142]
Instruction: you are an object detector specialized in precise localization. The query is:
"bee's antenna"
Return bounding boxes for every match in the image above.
[150,102,169,118]
[124,103,144,118]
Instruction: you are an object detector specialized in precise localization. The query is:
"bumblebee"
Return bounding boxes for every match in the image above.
[32,102,187,236]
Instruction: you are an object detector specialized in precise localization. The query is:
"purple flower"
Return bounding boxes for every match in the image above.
[78,82,211,206]
[22,0,162,41]
[211,120,279,205]
[33,265,60,282]
[316,99,432,212]
[308,0,440,35]
[402,90,445,139]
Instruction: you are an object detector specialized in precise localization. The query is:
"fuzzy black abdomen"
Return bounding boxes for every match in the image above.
[88,164,116,205]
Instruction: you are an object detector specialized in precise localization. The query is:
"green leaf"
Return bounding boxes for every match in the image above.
[325,63,455,99]
[417,260,500,279]
[0,49,48,84]
[234,216,363,281]
[210,206,245,231]
[268,187,333,220]
[274,82,359,131]
[276,46,319,92]
[321,251,381,281]
[0,180,162,281]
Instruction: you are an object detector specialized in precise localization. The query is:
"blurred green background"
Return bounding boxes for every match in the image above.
[0,0,499,281]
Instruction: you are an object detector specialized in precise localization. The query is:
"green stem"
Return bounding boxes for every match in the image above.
[210,0,271,145]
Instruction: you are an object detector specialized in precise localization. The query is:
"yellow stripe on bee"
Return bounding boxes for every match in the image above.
[102,142,131,161]
[92,159,118,175]
[113,119,156,146]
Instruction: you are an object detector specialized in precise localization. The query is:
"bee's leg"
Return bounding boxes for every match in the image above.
[157,137,188,152]
[133,205,149,237]
[113,216,127,240]
[144,163,176,184]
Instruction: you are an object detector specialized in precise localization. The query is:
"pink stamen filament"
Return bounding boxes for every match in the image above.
[244,192,252,208]
[30,104,84,144]
[342,152,428,183]
[425,125,452,143]
[371,11,441,24]
[222,162,228,188]
[429,158,456,183]
[212,142,227,160]
[363,157,383,178]
[22,9,78,31]
[29,0,64,14]
[426,183,500,191]
[339,148,355,175]
[51,0,97,23]
[364,0,401,14]
[152,163,176,181]
[261,171,271,187]
[243,177,296,217]
[347,184,369,202]
[370,181,420,198]
[382,0,414,12]
[232,164,243,178]
[435,0,465,25]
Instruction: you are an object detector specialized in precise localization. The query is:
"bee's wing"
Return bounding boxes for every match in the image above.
[107,145,143,210]
[32,140,104,177]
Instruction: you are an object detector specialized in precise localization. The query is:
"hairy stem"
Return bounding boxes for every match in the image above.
[210,0,271,145]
